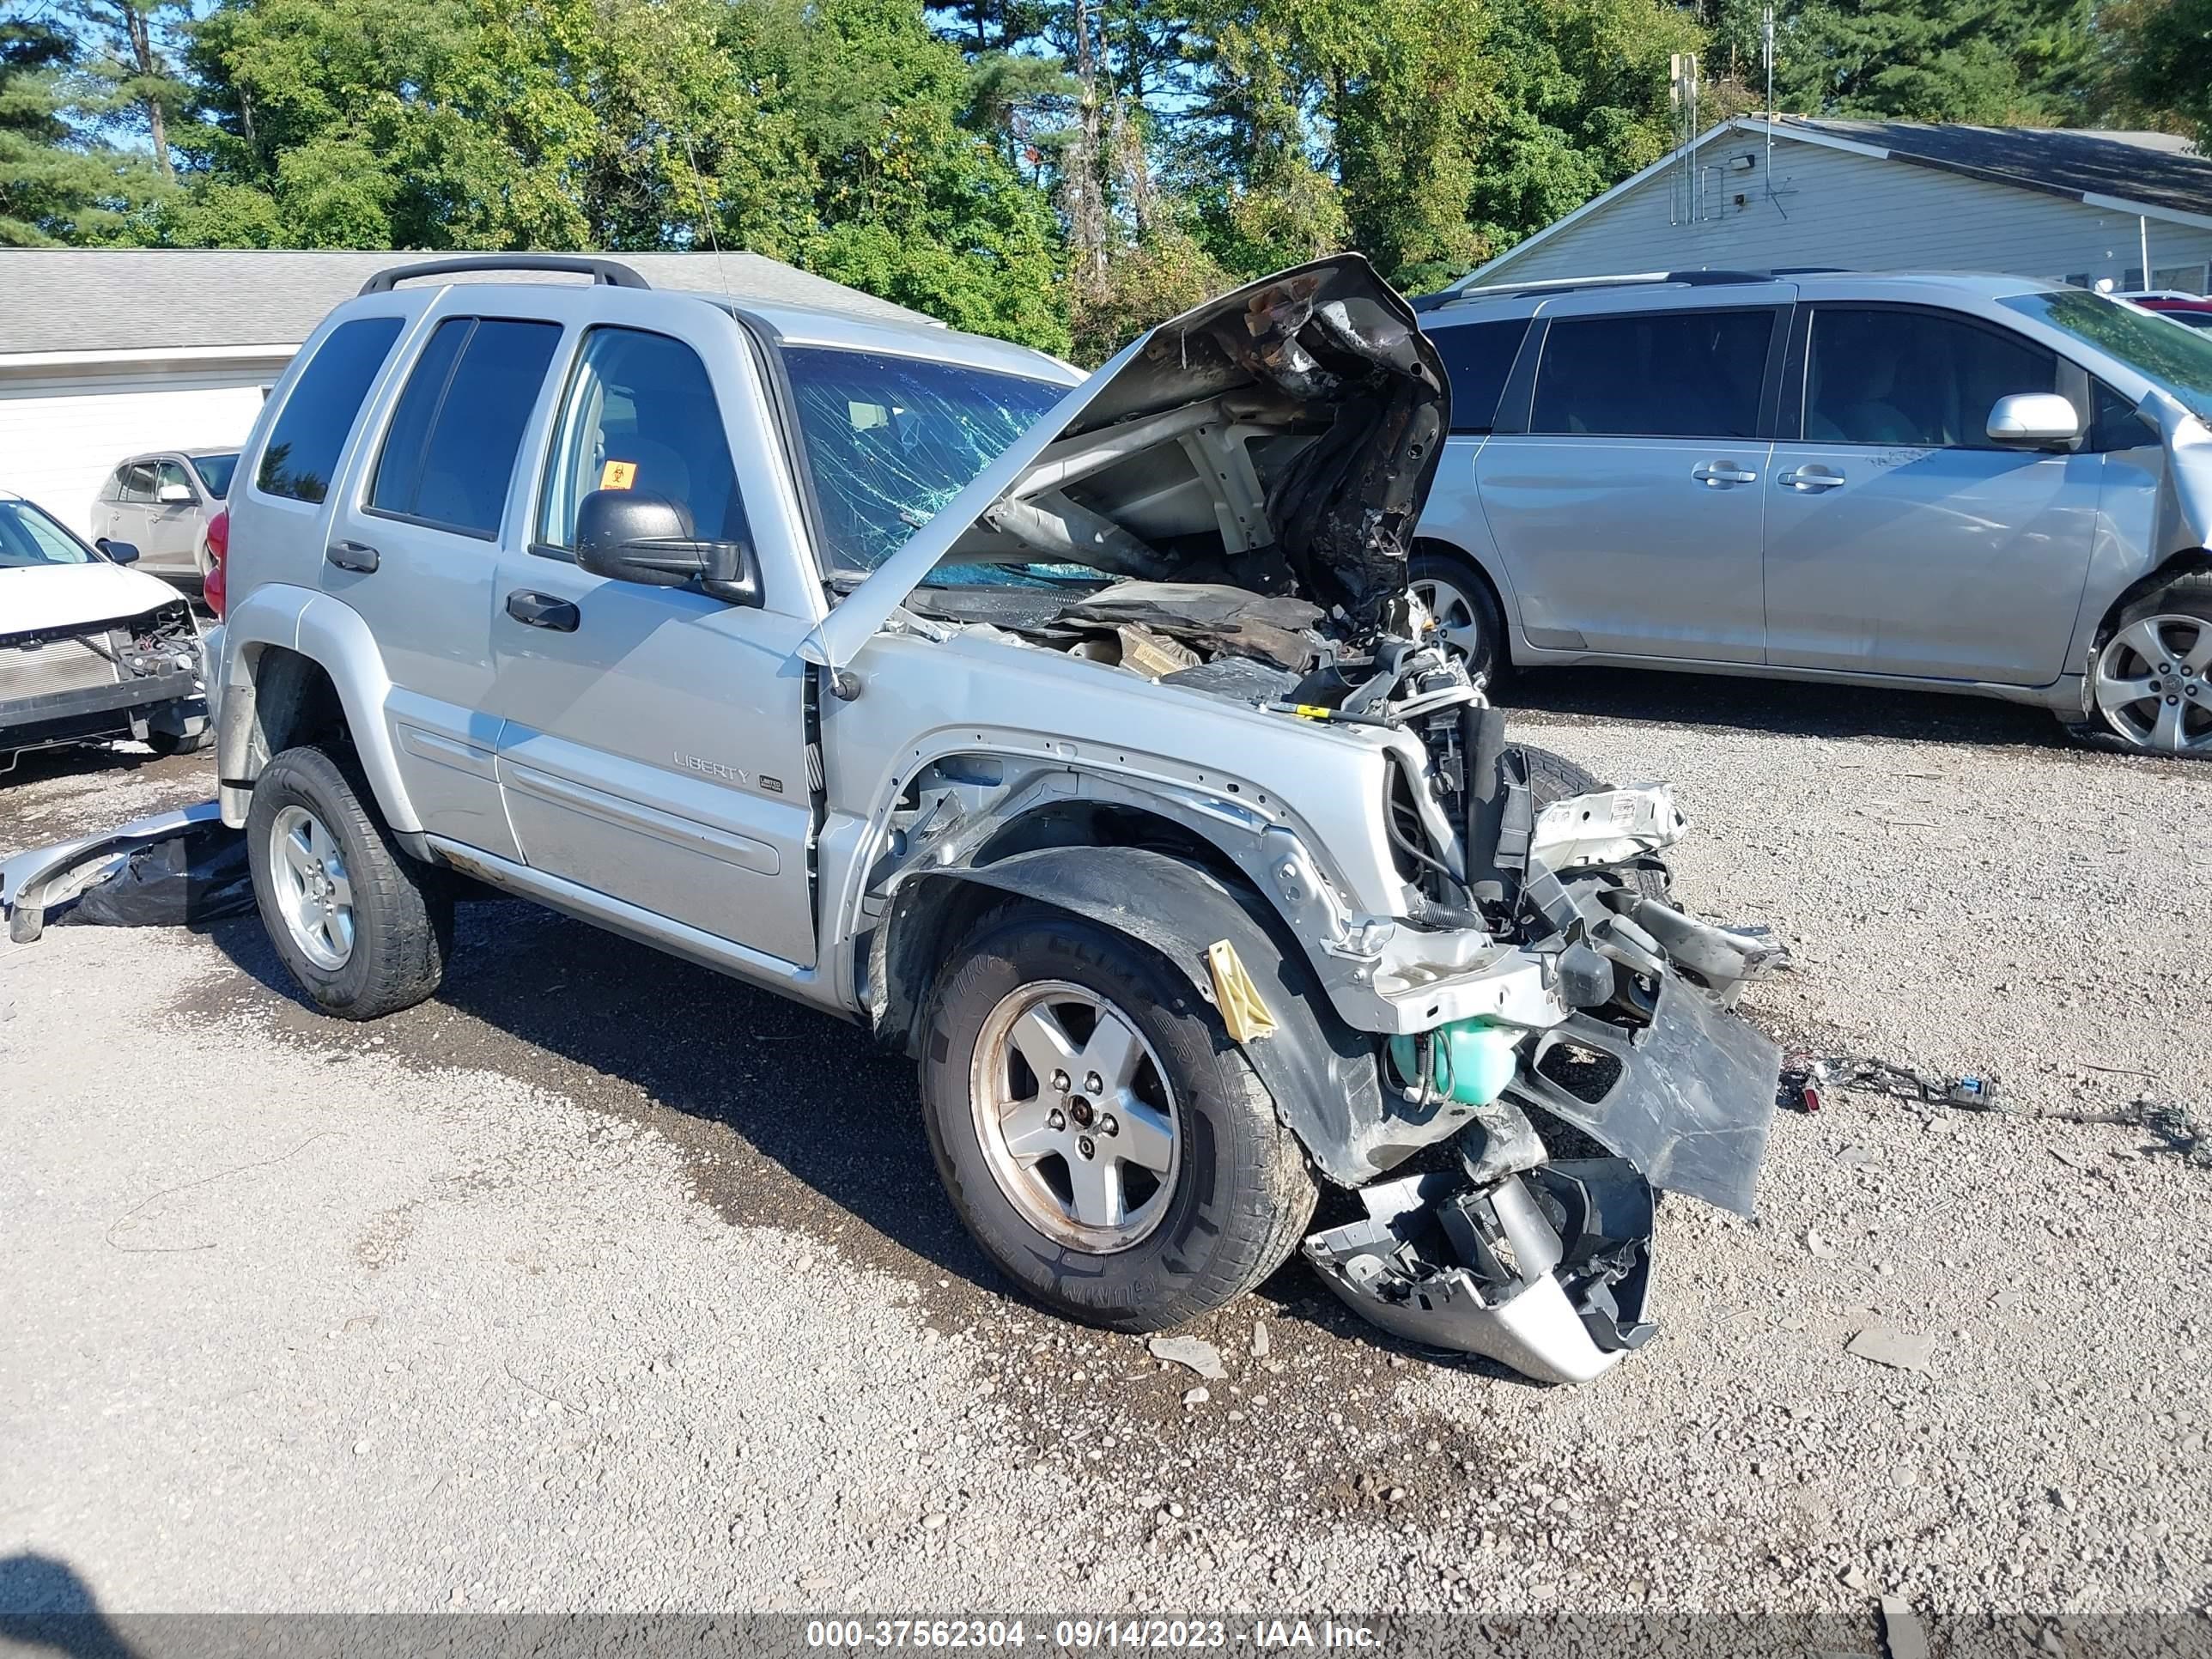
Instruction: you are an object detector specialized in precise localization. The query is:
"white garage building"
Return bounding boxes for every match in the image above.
[1456,118,2212,295]
[0,248,931,540]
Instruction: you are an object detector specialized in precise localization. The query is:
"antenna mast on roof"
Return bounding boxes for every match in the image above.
[1670,52,1702,224]
[1763,6,1777,205]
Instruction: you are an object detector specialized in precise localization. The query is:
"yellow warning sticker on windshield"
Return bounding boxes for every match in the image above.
[599,459,638,490]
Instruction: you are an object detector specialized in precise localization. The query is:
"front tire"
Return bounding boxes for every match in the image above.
[1509,743,1671,901]
[246,744,452,1019]
[2073,575,2212,757]
[919,902,1315,1333]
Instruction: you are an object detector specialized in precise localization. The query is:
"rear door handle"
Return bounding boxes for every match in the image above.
[326,539,380,573]
[1692,462,1759,486]
[1778,466,1845,492]
[506,589,580,632]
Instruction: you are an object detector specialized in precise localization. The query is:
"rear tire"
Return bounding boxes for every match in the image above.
[1409,549,1506,686]
[919,901,1316,1333]
[147,725,212,757]
[246,744,452,1019]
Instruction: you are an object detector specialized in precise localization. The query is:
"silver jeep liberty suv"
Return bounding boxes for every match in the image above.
[208,252,1787,1384]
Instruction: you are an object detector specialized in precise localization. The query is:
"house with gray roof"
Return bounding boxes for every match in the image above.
[1454,118,2212,297]
[0,248,928,544]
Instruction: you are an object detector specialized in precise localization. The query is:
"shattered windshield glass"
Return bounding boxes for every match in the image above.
[783,347,1069,576]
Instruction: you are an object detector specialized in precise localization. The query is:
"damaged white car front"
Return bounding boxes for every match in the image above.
[811,257,1790,1385]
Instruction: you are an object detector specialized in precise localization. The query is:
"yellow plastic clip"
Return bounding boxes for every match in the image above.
[1291,703,1332,720]
[1206,939,1277,1043]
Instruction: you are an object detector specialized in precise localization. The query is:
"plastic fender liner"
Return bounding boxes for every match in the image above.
[933,843,1474,1186]
[1504,975,1782,1218]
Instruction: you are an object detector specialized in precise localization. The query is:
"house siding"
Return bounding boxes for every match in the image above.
[0,361,283,536]
[1483,136,2212,292]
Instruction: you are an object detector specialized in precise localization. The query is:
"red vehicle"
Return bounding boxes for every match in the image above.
[2123,291,2212,330]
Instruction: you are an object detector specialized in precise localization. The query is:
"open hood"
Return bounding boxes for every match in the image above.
[802,255,1449,672]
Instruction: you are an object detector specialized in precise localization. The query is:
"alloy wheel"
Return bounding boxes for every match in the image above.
[2094,612,2212,755]
[269,803,356,970]
[969,981,1180,1253]
[1411,574,1486,664]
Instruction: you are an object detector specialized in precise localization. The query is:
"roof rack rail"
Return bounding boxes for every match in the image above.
[1414,268,1802,310]
[1659,270,1789,285]
[359,255,651,296]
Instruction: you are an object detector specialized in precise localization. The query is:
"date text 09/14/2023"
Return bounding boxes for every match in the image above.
[804,1620,1382,1650]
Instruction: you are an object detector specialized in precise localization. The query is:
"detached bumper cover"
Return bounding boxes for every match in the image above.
[2,799,223,943]
[1305,1159,1656,1385]
[1306,983,1780,1382]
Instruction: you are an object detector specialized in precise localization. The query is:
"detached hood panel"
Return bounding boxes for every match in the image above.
[805,255,1448,671]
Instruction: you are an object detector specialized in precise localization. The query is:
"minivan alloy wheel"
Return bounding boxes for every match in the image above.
[969,980,1181,1254]
[268,803,356,970]
[1410,574,1486,664]
[2094,612,2212,755]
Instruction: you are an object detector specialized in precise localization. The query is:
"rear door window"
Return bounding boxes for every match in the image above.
[1802,307,2057,448]
[1431,319,1531,434]
[257,316,406,504]
[1531,309,1774,439]
[119,464,155,503]
[370,317,562,538]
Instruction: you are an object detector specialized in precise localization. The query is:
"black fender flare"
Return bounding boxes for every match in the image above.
[918,844,1476,1187]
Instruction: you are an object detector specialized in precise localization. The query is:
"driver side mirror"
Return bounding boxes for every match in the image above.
[573,489,760,606]
[96,538,141,564]
[157,482,194,505]
[1986,392,2082,448]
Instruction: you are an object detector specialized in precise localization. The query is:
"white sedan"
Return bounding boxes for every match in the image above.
[2,488,209,771]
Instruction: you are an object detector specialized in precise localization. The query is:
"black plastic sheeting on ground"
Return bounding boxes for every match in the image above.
[56,823,255,929]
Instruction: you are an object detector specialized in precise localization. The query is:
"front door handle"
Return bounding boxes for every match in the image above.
[326,539,380,573]
[506,589,580,632]
[1692,461,1759,486]
[1778,465,1845,492]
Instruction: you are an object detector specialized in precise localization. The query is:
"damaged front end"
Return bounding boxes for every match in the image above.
[0,596,206,766]
[817,256,1788,1383]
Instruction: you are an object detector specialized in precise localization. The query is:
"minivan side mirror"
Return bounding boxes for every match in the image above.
[97,538,141,564]
[157,482,194,505]
[1986,392,2082,447]
[573,488,760,605]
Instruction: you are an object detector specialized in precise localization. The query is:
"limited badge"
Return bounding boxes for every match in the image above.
[599,459,638,490]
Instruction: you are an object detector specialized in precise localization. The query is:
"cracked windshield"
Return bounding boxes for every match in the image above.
[783,347,1069,580]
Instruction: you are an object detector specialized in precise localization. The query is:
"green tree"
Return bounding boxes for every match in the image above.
[2097,0,2212,142]
[1706,0,2094,124]
[0,17,162,244]
[1462,0,1699,267]
[55,0,195,179]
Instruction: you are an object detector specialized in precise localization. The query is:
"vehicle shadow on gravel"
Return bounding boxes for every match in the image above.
[0,743,167,793]
[192,897,1513,1385]
[1500,664,2084,751]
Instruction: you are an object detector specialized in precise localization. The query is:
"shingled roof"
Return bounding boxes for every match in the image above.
[1777,118,2212,224]
[0,248,933,359]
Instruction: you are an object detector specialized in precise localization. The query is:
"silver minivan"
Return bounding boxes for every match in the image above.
[1410,271,2212,756]
[91,448,240,585]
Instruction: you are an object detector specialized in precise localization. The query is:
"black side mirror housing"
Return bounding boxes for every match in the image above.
[573,489,760,605]
[97,539,141,565]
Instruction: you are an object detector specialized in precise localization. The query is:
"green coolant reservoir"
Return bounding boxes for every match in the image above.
[1388,1018,1520,1108]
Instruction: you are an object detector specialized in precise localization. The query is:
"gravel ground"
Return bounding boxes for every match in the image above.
[3,676,2209,1641]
